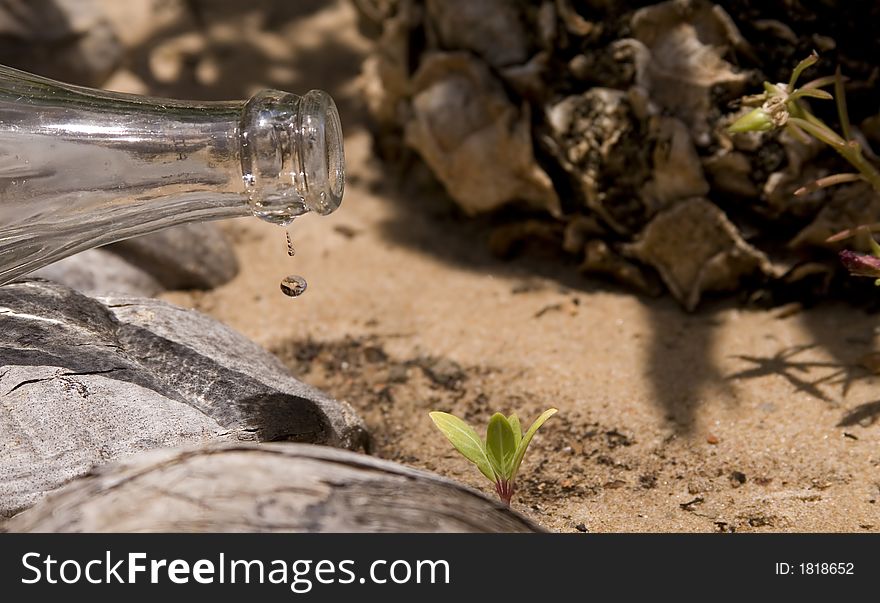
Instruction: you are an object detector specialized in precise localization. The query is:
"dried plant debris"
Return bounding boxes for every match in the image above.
[360,0,880,308]
[546,88,650,234]
[424,0,530,70]
[629,0,749,145]
[626,198,774,310]
[404,52,560,216]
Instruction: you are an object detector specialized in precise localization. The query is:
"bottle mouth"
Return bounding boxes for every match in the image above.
[239,89,345,225]
[299,90,345,216]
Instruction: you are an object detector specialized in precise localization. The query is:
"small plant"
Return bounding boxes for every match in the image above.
[429,408,557,506]
[729,51,880,280]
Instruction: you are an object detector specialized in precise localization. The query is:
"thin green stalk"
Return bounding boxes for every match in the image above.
[834,66,852,142]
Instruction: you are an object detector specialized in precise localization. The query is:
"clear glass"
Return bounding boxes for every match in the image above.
[0,64,344,285]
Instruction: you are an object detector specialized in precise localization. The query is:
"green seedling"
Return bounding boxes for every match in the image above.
[429,408,557,506]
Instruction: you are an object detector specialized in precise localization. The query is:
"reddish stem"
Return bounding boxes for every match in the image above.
[494,479,515,506]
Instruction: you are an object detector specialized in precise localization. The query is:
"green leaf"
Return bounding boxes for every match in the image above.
[486,413,517,480]
[788,117,846,148]
[869,234,880,258]
[429,412,495,481]
[507,414,522,445]
[789,51,819,90]
[834,66,851,141]
[510,408,558,480]
[790,88,833,101]
[800,75,838,91]
[763,81,787,97]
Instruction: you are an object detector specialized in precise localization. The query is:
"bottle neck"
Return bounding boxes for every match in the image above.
[0,65,344,285]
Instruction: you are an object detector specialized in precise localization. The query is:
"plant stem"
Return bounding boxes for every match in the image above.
[788,114,880,194]
[839,144,880,194]
[494,479,514,506]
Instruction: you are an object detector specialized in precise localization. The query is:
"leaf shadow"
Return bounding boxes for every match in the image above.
[837,399,880,427]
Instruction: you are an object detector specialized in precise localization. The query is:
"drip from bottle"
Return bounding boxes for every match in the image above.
[237,89,344,298]
[280,274,307,297]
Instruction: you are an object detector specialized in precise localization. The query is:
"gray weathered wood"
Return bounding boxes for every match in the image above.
[4,443,542,533]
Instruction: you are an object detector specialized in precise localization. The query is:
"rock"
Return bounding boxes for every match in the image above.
[104,294,367,450]
[625,198,774,310]
[0,0,121,86]
[418,356,465,389]
[29,248,162,297]
[556,0,595,37]
[757,129,824,220]
[424,0,529,69]
[0,280,367,517]
[4,443,543,533]
[789,182,880,252]
[703,149,760,199]
[27,222,239,295]
[359,0,417,140]
[546,88,645,234]
[639,116,710,214]
[628,0,749,145]
[562,215,608,254]
[547,89,710,234]
[105,222,239,290]
[488,220,563,259]
[579,239,662,296]
[404,52,560,216]
[0,365,225,519]
[351,0,398,39]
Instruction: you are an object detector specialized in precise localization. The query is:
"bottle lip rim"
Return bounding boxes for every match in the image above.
[298,89,345,216]
[239,88,345,225]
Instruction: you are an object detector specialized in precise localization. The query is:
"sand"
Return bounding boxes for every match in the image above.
[132,1,880,532]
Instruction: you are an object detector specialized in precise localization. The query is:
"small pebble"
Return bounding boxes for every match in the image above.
[730,471,747,487]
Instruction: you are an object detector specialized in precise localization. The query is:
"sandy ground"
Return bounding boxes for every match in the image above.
[106,1,880,532]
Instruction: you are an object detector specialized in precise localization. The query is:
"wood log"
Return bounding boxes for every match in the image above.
[4,443,543,533]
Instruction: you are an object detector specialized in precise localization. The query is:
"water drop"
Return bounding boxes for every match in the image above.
[285,230,295,257]
[280,274,307,297]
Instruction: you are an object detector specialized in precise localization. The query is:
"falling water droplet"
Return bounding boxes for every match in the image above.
[280,274,307,297]
[286,230,295,257]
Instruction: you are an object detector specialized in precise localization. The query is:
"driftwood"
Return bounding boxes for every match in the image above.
[0,280,367,517]
[4,443,542,533]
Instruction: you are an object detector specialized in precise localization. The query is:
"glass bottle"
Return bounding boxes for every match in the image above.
[0,64,344,286]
